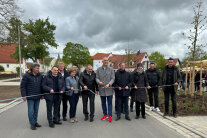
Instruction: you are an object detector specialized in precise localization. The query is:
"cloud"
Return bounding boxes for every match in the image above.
[18,0,207,59]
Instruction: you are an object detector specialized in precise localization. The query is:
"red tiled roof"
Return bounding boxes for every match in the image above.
[0,43,23,63]
[91,53,111,60]
[92,52,147,69]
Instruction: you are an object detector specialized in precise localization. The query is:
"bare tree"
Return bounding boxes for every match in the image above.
[183,1,207,96]
[0,0,21,42]
[185,1,207,61]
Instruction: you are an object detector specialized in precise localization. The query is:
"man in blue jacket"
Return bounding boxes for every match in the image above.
[114,62,132,121]
[20,63,43,130]
[42,66,65,128]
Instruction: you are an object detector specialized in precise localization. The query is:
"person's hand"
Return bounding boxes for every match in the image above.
[105,84,110,88]
[60,91,63,94]
[174,82,178,86]
[50,89,54,93]
[79,95,82,98]
[99,81,104,85]
[125,86,129,90]
[41,96,44,99]
[160,88,163,91]
[119,87,122,90]
[96,91,99,95]
[23,97,27,101]
[134,86,138,89]
[71,87,74,90]
[83,86,88,90]
[147,86,151,89]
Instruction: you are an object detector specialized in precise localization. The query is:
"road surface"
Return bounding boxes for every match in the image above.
[0,97,183,138]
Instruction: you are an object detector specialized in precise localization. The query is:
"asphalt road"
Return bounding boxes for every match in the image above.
[0,97,183,138]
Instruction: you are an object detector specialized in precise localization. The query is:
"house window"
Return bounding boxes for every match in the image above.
[7,64,9,68]
[129,61,134,66]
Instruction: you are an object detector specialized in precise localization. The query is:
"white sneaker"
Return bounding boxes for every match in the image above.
[149,106,154,111]
[156,107,160,112]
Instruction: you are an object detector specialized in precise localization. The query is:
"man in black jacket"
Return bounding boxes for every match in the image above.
[79,65,98,122]
[42,66,65,128]
[161,58,181,118]
[20,63,43,130]
[58,62,69,121]
[114,62,132,121]
[146,63,161,112]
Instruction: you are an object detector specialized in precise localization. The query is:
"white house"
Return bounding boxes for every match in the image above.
[0,43,26,73]
[91,52,150,71]
[91,53,112,71]
[38,58,57,73]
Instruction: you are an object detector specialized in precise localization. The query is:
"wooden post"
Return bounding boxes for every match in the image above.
[185,64,188,95]
[200,63,203,95]
[192,63,195,97]
[189,64,192,96]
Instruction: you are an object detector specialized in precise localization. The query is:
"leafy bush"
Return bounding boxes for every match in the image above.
[0,65,5,72]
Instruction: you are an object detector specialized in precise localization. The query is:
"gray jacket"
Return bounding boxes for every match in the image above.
[96,66,115,96]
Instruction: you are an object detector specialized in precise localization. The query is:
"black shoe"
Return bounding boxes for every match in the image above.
[63,117,67,121]
[84,116,89,121]
[173,114,177,118]
[115,117,121,121]
[163,112,169,117]
[30,125,36,130]
[130,108,133,112]
[125,116,131,121]
[35,123,41,127]
[142,116,146,119]
[90,118,94,122]
[53,121,62,125]
[135,116,139,119]
[49,122,55,128]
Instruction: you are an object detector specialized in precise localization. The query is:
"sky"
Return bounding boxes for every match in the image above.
[18,0,207,60]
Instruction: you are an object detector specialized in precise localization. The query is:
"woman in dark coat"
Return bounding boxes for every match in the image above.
[132,63,151,119]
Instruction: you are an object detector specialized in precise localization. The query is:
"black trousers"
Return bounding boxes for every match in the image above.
[117,96,129,117]
[135,101,145,117]
[164,88,177,114]
[82,94,95,118]
[46,94,61,123]
[62,93,68,118]
[148,87,159,108]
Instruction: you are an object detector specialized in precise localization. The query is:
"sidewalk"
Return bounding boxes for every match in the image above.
[176,116,207,136]
[0,78,20,86]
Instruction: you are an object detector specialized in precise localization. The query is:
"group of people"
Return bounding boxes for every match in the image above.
[20,57,181,130]
[180,70,207,92]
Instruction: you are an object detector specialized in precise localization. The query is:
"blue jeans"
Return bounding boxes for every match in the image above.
[27,99,40,125]
[117,96,129,118]
[100,95,113,116]
[68,93,79,118]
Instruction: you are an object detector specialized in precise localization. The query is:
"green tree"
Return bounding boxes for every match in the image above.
[149,51,166,70]
[63,42,92,67]
[8,17,58,62]
[0,65,5,72]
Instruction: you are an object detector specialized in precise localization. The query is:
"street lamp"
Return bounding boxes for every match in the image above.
[18,25,22,81]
